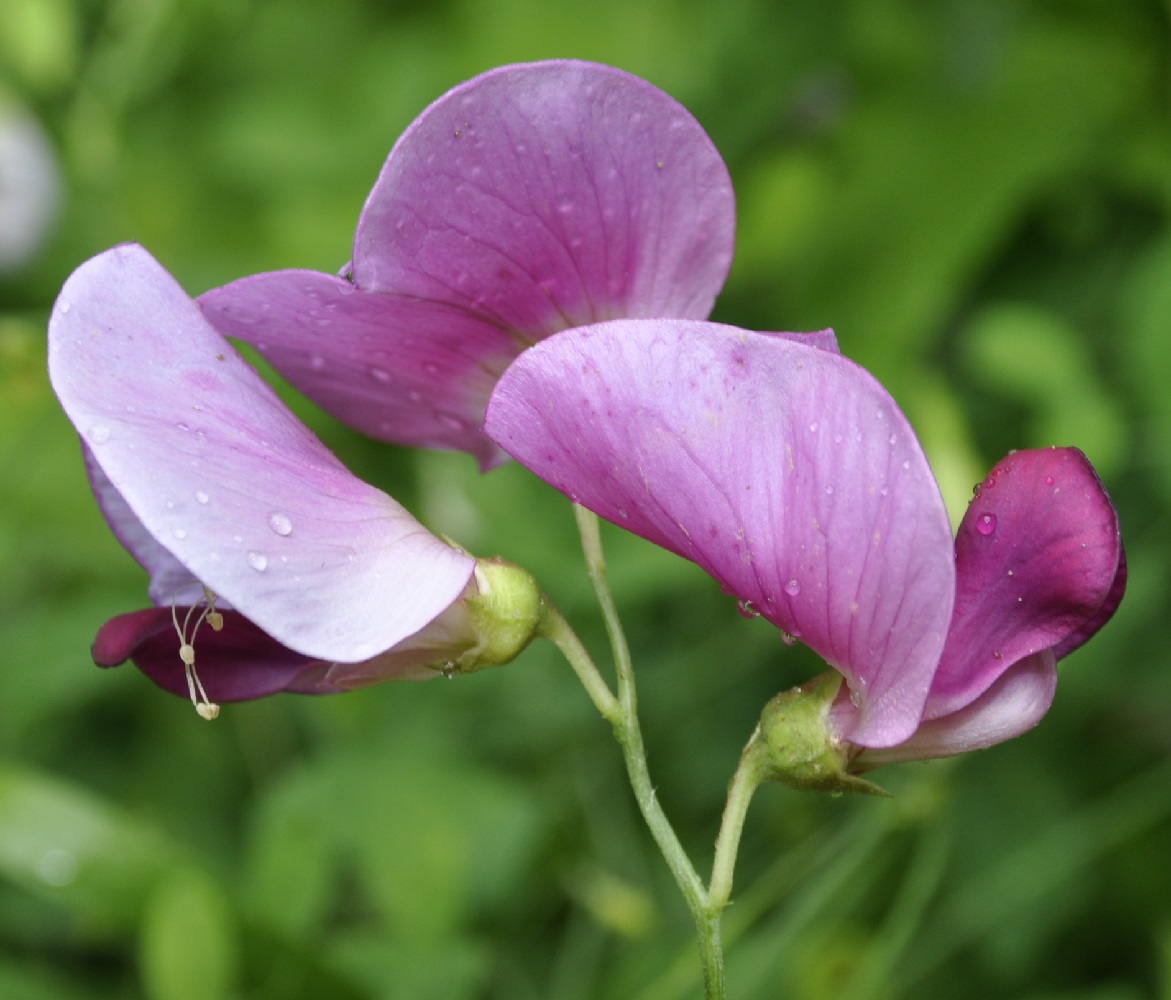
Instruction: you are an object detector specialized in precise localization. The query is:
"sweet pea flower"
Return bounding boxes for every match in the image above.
[484,320,1125,765]
[49,244,541,717]
[199,60,734,469]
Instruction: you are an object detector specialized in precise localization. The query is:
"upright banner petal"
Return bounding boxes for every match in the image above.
[355,60,735,332]
[486,319,956,747]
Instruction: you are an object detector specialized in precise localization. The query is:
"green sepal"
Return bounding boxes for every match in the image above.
[756,671,889,797]
[454,558,543,672]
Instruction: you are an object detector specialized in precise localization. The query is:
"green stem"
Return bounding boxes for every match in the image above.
[572,506,726,999]
[537,599,620,724]
[708,735,769,914]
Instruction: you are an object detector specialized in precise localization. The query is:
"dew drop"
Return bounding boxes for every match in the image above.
[195,490,210,505]
[901,460,911,470]
[784,578,801,597]
[737,599,760,619]
[440,414,465,432]
[309,353,326,369]
[247,551,268,572]
[825,485,834,495]
[176,421,190,432]
[268,512,293,536]
[1045,475,1055,486]
[423,362,441,376]
[58,300,71,315]
[370,367,391,382]
[809,421,819,433]
[87,425,111,444]
[617,507,630,519]
[174,528,186,540]
[781,631,797,647]
[879,486,889,497]
[833,433,843,444]
[976,513,997,536]
[407,390,423,403]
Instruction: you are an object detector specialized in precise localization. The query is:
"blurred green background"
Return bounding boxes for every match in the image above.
[1,0,1169,998]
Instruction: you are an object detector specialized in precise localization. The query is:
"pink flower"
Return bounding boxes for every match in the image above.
[484,320,1125,756]
[50,244,538,716]
[198,60,735,469]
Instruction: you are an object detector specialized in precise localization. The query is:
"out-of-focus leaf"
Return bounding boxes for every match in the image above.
[0,763,181,932]
[960,302,1126,477]
[244,741,544,940]
[139,867,238,1000]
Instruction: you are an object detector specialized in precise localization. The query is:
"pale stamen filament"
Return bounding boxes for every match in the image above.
[171,586,224,721]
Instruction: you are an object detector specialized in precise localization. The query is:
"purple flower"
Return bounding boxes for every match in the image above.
[483,320,1125,756]
[49,244,539,716]
[198,60,735,469]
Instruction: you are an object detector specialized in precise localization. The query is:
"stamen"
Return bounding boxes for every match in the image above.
[171,586,223,721]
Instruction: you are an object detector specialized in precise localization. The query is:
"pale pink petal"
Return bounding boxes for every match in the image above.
[49,244,475,663]
[854,651,1058,767]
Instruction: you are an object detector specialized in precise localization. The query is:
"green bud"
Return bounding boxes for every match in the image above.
[756,671,888,797]
[454,558,543,672]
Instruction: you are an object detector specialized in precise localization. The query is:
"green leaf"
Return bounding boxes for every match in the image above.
[140,868,239,1000]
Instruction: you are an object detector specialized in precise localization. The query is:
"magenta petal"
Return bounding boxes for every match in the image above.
[924,448,1124,720]
[857,651,1058,766]
[199,271,518,469]
[94,608,339,700]
[354,60,735,334]
[49,244,475,662]
[485,319,956,747]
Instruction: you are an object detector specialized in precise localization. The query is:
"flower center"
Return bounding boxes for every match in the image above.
[171,586,224,720]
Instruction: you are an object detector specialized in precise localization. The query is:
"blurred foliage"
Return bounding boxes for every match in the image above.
[1,0,1169,997]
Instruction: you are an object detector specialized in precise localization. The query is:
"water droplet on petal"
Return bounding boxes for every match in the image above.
[423,362,441,377]
[58,300,71,315]
[407,390,423,403]
[268,512,293,536]
[781,631,797,647]
[784,578,801,597]
[174,528,186,540]
[976,513,997,536]
[87,425,110,444]
[370,367,390,383]
[247,551,268,572]
[309,354,326,369]
[1045,475,1055,486]
[195,490,210,504]
[737,599,761,619]
[809,421,819,433]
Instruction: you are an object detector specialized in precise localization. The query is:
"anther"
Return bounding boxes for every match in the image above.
[171,586,223,721]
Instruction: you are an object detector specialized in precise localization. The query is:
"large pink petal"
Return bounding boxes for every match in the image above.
[199,271,519,469]
[485,319,956,747]
[49,244,475,662]
[923,448,1124,720]
[354,60,735,334]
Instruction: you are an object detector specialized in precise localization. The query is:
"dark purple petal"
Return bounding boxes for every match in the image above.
[485,319,956,747]
[923,447,1124,720]
[354,60,735,334]
[94,608,340,701]
[200,271,519,469]
[49,244,475,662]
[852,650,1058,767]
